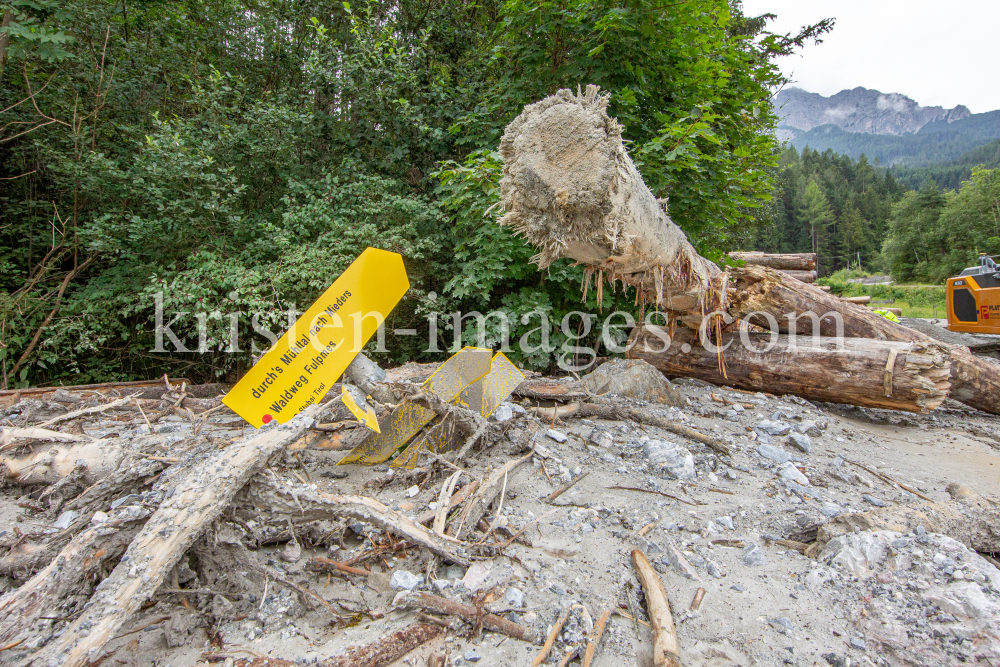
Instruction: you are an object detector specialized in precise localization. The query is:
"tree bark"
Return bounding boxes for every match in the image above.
[729,252,816,271]
[628,326,951,413]
[0,10,11,87]
[782,269,817,283]
[23,406,320,667]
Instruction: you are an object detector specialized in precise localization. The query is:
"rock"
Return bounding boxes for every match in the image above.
[821,531,895,578]
[492,404,514,422]
[756,444,791,464]
[778,462,809,486]
[850,637,867,651]
[862,494,889,508]
[755,420,792,436]
[715,515,735,531]
[546,429,568,443]
[280,540,302,563]
[464,650,482,662]
[505,587,525,608]
[91,511,109,524]
[730,584,746,592]
[53,510,79,530]
[820,503,843,518]
[923,581,999,619]
[769,617,793,634]
[211,594,237,620]
[643,439,695,479]
[588,430,613,448]
[823,653,847,667]
[787,432,812,454]
[795,420,825,436]
[406,485,420,498]
[389,570,423,591]
[462,561,492,591]
[743,544,767,566]
[707,560,724,579]
[667,546,702,581]
[581,359,683,405]
[433,579,451,593]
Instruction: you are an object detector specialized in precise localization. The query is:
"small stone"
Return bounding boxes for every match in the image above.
[915,525,926,536]
[787,432,812,454]
[406,485,420,498]
[53,510,79,530]
[546,429,568,443]
[778,463,809,486]
[821,503,843,518]
[862,494,888,508]
[743,544,767,566]
[643,440,695,480]
[433,579,450,592]
[732,403,745,413]
[756,420,792,436]
[769,617,793,634]
[730,584,746,592]
[389,570,423,591]
[715,515,735,530]
[280,540,302,563]
[707,560,724,579]
[756,444,791,464]
[505,587,525,608]
[91,511,109,524]
[850,637,867,651]
[464,650,482,662]
[493,404,514,423]
[823,653,847,667]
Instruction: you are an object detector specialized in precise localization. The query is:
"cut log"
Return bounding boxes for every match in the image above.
[729,252,816,271]
[628,326,951,413]
[499,84,727,317]
[782,269,817,283]
[23,405,321,667]
[842,295,872,304]
[728,265,1000,415]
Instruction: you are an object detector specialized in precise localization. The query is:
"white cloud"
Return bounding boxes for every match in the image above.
[740,0,1000,113]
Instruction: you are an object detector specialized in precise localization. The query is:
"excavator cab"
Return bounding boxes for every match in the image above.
[947,254,1000,333]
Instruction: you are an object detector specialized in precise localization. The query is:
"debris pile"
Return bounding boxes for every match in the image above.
[1,356,1000,667]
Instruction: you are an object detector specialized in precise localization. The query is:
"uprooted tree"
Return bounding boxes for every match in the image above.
[498,86,1000,416]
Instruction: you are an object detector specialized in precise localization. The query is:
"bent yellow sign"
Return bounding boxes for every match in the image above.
[222,248,409,428]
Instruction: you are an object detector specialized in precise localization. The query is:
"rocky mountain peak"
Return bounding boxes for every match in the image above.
[775,87,971,141]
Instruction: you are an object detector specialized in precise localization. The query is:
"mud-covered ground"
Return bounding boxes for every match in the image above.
[2,356,1000,667]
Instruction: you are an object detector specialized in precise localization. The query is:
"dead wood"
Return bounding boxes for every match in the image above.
[513,378,589,401]
[394,591,540,644]
[451,452,532,540]
[34,396,134,429]
[572,402,731,457]
[728,252,816,271]
[782,270,817,283]
[1,427,92,448]
[0,505,151,647]
[629,326,951,414]
[415,479,479,527]
[320,622,443,667]
[533,605,572,666]
[2,440,125,485]
[632,549,682,667]
[582,608,613,667]
[22,405,321,667]
[243,474,469,565]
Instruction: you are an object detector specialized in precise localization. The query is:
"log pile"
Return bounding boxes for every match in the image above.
[729,252,818,283]
[498,85,1000,415]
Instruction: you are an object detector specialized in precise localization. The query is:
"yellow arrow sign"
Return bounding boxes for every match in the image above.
[222,248,409,428]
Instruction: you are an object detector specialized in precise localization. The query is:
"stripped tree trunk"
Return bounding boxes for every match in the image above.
[629,326,952,413]
[499,87,1000,415]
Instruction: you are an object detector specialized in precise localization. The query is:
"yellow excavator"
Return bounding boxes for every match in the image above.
[947,254,1000,334]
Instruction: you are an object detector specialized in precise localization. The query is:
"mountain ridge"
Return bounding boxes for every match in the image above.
[775,87,970,141]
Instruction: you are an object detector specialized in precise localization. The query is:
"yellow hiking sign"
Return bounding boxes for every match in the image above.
[222,248,409,428]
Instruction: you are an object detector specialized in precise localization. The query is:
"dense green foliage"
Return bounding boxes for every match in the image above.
[891,138,1000,191]
[750,146,906,274]
[786,111,1000,168]
[882,169,1000,283]
[1,0,819,387]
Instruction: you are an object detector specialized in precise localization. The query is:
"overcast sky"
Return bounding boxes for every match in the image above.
[740,0,1000,113]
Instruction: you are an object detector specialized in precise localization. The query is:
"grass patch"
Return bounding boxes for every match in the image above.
[818,276,948,319]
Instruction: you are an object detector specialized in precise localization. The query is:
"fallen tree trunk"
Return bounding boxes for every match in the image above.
[729,252,816,271]
[2,440,124,485]
[22,405,321,667]
[628,326,951,413]
[499,85,727,323]
[499,88,1000,415]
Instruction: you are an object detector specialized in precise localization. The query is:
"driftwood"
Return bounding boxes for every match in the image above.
[632,549,682,667]
[323,622,443,667]
[23,405,321,667]
[583,609,613,667]
[2,440,124,485]
[244,475,469,565]
[0,506,151,647]
[728,252,816,271]
[451,452,532,540]
[513,378,589,401]
[629,326,951,413]
[572,402,731,456]
[394,591,540,644]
